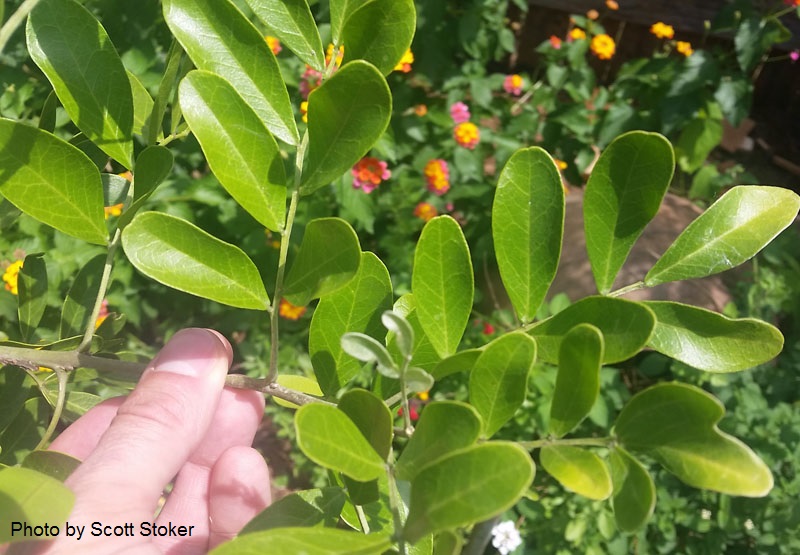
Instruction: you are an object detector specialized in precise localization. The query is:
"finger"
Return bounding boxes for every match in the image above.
[153,387,264,555]
[208,446,271,549]
[48,397,125,460]
[65,328,232,524]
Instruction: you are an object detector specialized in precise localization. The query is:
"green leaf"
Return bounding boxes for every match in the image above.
[609,447,655,532]
[27,0,133,168]
[0,467,75,543]
[389,294,442,373]
[404,442,534,544]
[300,61,392,194]
[284,218,361,306]
[338,389,393,460]
[0,398,48,465]
[675,114,723,174]
[60,254,105,338]
[121,212,269,310]
[117,146,174,230]
[469,333,536,438]
[38,91,58,133]
[273,375,324,409]
[540,445,612,500]
[295,404,385,481]
[240,488,346,533]
[330,0,371,43]
[550,324,603,437]
[128,71,155,138]
[735,16,791,74]
[17,253,48,341]
[404,367,434,393]
[210,527,391,555]
[341,333,397,378]
[492,147,564,322]
[430,348,481,381]
[41,386,103,423]
[583,131,675,293]
[528,296,655,364]
[645,186,800,286]
[179,70,287,231]
[21,450,81,482]
[163,0,298,145]
[412,216,474,358]
[245,0,325,71]
[382,311,414,359]
[0,368,29,436]
[309,252,392,395]
[0,120,106,245]
[643,301,783,373]
[341,0,416,75]
[395,401,482,481]
[615,383,773,496]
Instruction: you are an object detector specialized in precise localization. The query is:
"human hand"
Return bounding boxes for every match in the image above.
[18,328,271,554]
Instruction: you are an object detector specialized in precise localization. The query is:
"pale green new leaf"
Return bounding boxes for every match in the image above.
[549,324,603,437]
[412,216,474,358]
[388,294,442,374]
[643,301,783,372]
[210,527,390,555]
[246,0,325,71]
[179,70,287,231]
[284,218,361,306]
[341,0,416,75]
[295,404,385,481]
[241,488,345,532]
[382,311,414,359]
[609,447,655,532]
[0,467,75,543]
[615,383,773,496]
[163,0,298,144]
[469,333,536,437]
[540,445,612,500]
[309,252,392,395]
[300,61,391,194]
[121,212,269,310]
[492,147,564,322]
[0,120,106,245]
[405,367,434,393]
[404,442,535,544]
[584,131,674,293]
[645,186,800,286]
[273,375,323,409]
[27,0,133,168]
[340,333,395,374]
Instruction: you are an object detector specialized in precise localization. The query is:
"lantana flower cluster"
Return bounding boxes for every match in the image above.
[450,101,480,150]
[352,157,391,194]
[2,259,23,295]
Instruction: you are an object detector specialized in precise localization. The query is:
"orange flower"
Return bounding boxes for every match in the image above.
[279,299,306,320]
[95,299,109,329]
[549,35,562,49]
[300,101,308,122]
[352,157,391,194]
[454,122,480,149]
[590,34,616,60]
[587,9,599,20]
[265,36,282,55]
[606,0,619,10]
[424,159,450,195]
[394,49,414,73]
[2,259,23,295]
[414,202,438,222]
[650,22,675,39]
[118,170,133,181]
[569,28,586,41]
[104,203,124,219]
[326,43,344,68]
[676,41,693,57]
[413,104,428,116]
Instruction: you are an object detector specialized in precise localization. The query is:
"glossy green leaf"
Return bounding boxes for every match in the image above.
[341,0,416,75]
[116,146,174,230]
[676,115,723,174]
[41,386,102,423]
[405,367,434,393]
[583,131,674,294]
[430,349,481,380]
[163,0,298,145]
[300,61,391,194]
[412,216,474,358]
[540,445,612,500]
[240,488,345,533]
[615,383,773,496]
[492,147,564,322]
[341,333,397,378]
[0,368,29,436]
[382,311,414,359]
[645,186,800,286]
[38,91,58,133]
[609,447,655,532]
[273,375,323,409]
[210,527,390,555]
[550,324,603,437]
[121,212,269,310]
[404,442,534,544]
[245,0,325,71]
[396,401,482,481]
[27,0,133,168]
[330,0,371,43]
[469,333,536,438]
[128,71,155,138]
[528,296,655,364]
[643,301,783,372]
[0,467,75,543]
[389,294,441,374]
[295,404,385,481]
[338,389,393,460]
[22,450,81,482]
[102,173,129,207]
[17,253,48,341]
[284,218,361,305]
[0,120,106,245]
[179,70,286,231]
[309,252,392,395]
[60,254,105,338]
[0,397,48,465]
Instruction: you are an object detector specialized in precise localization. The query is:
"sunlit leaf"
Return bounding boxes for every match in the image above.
[17,253,48,341]
[540,445,612,500]
[609,447,655,532]
[245,0,325,71]
[341,0,416,75]
[60,254,105,338]
[210,527,391,554]
[240,488,346,533]
[0,467,75,543]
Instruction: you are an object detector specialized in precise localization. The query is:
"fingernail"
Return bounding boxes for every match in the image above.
[152,328,229,377]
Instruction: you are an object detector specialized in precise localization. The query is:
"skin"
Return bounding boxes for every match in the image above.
[8,328,271,554]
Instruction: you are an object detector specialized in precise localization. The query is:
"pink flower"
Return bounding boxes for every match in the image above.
[352,157,391,193]
[791,50,799,62]
[503,74,523,96]
[299,66,323,100]
[450,101,471,124]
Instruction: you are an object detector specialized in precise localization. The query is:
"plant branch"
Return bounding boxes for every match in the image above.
[518,436,614,450]
[0,0,40,55]
[463,516,499,555]
[607,280,646,298]
[386,465,407,555]
[34,367,68,450]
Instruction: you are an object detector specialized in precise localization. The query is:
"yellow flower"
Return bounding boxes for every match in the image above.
[554,158,568,170]
[265,35,282,55]
[394,49,414,73]
[279,299,306,320]
[417,390,430,401]
[569,28,586,41]
[300,100,308,123]
[676,41,694,57]
[2,259,23,295]
[454,122,480,150]
[590,34,616,60]
[326,43,344,68]
[104,203,123,219]
[414,202,438,222]
[650,22,675,40]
